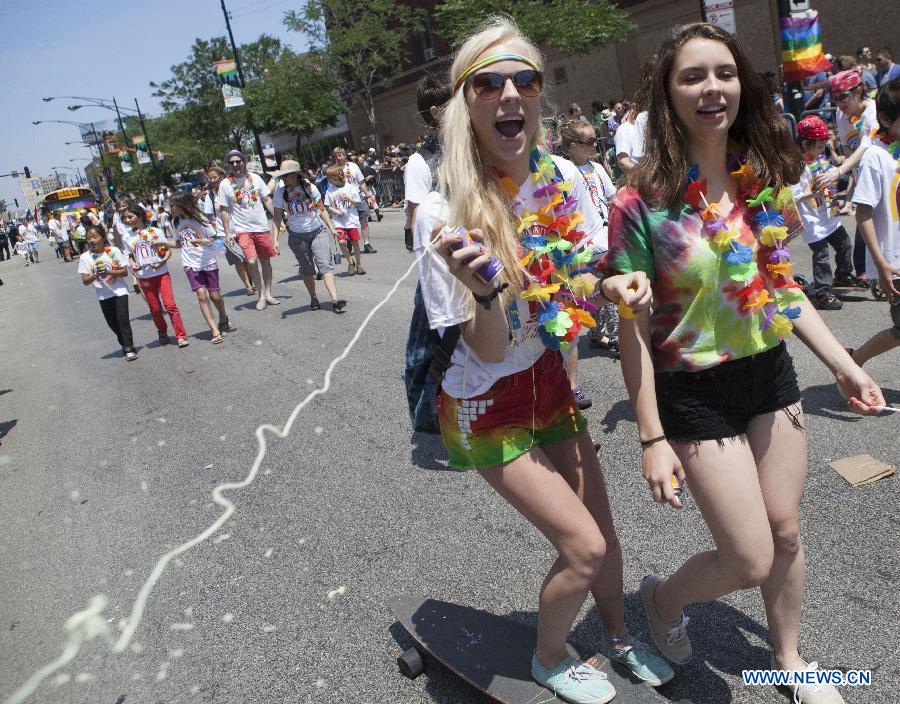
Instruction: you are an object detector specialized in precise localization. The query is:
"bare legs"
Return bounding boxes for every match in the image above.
[478,430,623,667]
[651,407,808,668]
[246,257,275,302]
[302,273,339,302]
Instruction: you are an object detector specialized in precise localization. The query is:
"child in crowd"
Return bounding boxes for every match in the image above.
[791,115,856,311]
[167,192,236,344]
[120,201,190,348]
[77,225,137,361]
[324,165,365,276]
[850,78,900,366]
[14,235,29,266]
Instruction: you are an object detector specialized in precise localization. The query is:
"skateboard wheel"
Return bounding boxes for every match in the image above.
[397,647,425,679]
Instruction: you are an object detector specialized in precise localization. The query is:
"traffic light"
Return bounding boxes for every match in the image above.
[23,166,30,178]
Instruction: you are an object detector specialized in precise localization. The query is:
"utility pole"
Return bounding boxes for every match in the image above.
[134,98,162,188]
[90,121,115,201]
[221,0,267,172]
[111,97,134,172]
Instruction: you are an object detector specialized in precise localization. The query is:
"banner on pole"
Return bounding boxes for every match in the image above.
[120,152,132,173]
[132,135,152,165]
[214,60,245,109]
[780,10,831,82]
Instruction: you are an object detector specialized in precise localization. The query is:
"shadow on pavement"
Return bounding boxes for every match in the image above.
[598,399,636,435]
[802,383,900,421]
[410,432,451,471]
[0,419,17,444]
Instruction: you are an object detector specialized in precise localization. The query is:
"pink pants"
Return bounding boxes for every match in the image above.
[139,272,187,339]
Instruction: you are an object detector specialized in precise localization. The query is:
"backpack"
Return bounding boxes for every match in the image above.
[404,283,460,434]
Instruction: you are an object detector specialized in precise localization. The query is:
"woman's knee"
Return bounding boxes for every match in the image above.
[558,531,608,581]
[722,541,774,589]
[771,521,802,557]
[196,289,210,303]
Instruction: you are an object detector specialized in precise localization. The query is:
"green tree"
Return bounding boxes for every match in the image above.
[434,0,635,52]
[243,52,345,156]
[284,0,424,153]
[150,35,290,156]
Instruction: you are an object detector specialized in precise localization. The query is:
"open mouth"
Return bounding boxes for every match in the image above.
[495,115,525,139]
[697,104,726,117]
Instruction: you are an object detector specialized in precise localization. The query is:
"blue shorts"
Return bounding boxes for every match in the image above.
[27,242,39,252]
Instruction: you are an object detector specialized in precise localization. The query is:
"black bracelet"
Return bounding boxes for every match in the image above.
[639,434,667,449]
[472,282,509,310]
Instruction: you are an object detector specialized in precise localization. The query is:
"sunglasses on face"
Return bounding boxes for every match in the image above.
[570,137,597,146]
[469,69,543,100]
[229,160,244,166]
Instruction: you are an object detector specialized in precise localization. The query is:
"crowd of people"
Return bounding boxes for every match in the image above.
[2,17,897,704]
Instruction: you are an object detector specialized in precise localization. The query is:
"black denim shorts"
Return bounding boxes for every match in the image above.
[655,342,802,443]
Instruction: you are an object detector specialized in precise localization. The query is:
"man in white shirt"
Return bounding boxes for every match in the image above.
[614,108,647,174]
[404,74,451,252]
[217,149,281,311]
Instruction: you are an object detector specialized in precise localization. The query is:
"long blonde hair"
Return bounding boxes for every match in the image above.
[438,16,545,298]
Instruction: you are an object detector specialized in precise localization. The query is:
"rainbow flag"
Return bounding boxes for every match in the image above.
[780,10,830,82]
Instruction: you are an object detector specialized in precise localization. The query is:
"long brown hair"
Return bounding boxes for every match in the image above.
[629,23,801,208]
[170,191,210,226]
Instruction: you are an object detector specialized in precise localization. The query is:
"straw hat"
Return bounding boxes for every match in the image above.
[272,159,303,178]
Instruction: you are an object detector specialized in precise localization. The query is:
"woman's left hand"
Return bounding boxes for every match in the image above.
[834,364,885,414]
[601,271,652,312]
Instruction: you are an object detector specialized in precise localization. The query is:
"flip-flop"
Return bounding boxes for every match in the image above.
[177,338,191,348]
[211,334,224,345]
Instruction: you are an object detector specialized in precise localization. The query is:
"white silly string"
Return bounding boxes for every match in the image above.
[4,250,428,704]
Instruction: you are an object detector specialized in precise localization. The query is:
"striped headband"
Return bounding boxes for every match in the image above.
[452,53,541,93]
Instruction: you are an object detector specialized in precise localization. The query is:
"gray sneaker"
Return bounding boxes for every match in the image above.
[640,575,692,664]
[770,655,845,704]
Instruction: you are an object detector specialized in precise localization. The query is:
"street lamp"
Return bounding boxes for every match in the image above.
[34,119,110,198]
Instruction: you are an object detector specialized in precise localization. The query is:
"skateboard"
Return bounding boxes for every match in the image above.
[391,594,672,704]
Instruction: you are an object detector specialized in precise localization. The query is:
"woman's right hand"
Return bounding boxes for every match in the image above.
[433,223,495,297]
[642,441,686,509]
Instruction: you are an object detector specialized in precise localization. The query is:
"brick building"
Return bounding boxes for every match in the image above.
[344,0,899,150]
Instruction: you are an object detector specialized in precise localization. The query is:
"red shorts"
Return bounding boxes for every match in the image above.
[334,227,360,244]
[236,231,276,260]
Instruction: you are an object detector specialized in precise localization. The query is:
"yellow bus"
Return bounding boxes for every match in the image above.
[40,186,99,228]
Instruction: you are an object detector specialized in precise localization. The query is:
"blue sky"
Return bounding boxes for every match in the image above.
[0,0,308,214]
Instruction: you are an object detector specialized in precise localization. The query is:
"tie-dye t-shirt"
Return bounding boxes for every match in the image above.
[604,186,805,372]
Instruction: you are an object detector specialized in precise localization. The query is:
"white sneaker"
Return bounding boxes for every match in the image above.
[255,297,267,311]
[770,656,845,704]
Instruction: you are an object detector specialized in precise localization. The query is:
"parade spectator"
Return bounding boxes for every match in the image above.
[850,78,900,366]
[77,224,137,361]
[816,70,879,279]
[404,73,451,251]
[272,159,346,313]
[418,16,671,702]
[332,147,377,253]
[203,165,255,296]
[568,102,590,124]
[791,115,854,310]
[13,235,29,267]
[217,149,281,311]
[0,223,10,261]
[48,214,72,262]
[120,200,190,348]
[876,47,900,86]
[607,23,882,704]
[762,71,785,111]
[857,46,878,89]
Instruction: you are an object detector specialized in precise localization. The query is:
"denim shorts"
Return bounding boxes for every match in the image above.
[655,342,802,443]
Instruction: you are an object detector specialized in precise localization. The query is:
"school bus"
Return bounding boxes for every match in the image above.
[40,187,99,228]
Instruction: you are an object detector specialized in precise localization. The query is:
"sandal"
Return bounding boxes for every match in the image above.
[211,334,224,345]
[333,299,347,313]
[177,337,190,348]
[310,298,321,311]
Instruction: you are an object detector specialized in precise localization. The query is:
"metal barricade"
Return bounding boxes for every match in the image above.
[781,112,798,140]
[375,168,405,206]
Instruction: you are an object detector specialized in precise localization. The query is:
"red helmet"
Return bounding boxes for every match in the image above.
[797,115,829,141]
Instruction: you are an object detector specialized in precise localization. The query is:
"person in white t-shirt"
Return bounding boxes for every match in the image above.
[404,73,451,252]
[13,236,29,266]
[558,119,620,410]
[816,70,879,278]
[204,165,254,296]
[415,22,666,702]
[272,159,346,313]
[613,108,647,174]
[791,115,856,312]
[217,149,280,311]
[332,147,377,253]
[167,191,237,344]
[850,79,900,366]
[23,222,40,263]
[77,225,137,360]
[48,215,72,262]
[324,165,366,275]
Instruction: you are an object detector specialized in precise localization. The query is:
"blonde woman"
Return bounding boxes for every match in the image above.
[414,17,673,703]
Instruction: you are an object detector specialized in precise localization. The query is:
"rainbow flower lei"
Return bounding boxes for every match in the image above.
[91,246,115,276]
[138,228,168,255]
[802,153,838,215]
[684,160,803,338]
[228,176,260,206]
[496,150,598,352]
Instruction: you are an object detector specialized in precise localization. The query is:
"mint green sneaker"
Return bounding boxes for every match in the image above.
[600,633,674,687]
[531,654,616,704]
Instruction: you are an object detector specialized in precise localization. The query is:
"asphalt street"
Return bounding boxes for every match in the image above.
[0,210,897,704]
